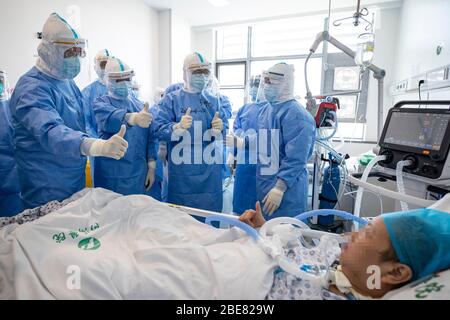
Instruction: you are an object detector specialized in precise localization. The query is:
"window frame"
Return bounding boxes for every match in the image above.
[213,16,374,142]
[215,61,248,90]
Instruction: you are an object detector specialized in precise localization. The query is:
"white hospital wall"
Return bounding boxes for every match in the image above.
[155,9,192,88]
[390,0,450,105]
[0,0,159,102]
[191,29,215,63]
[392,0,450,83]
[170,11,191,84]
[158,10,172,88]
[364,6,400,142]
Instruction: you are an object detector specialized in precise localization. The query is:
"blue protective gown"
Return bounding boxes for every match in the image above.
[220,95,233,119]
[232,102,264,214]
[256,99,316,219]
[0,99,23,216]
[93,95,157,195]
[9,67,88,209]
[145,104,164,201]
[82,80,107,138]
[165,83,183,95]
[156,89,230,212]
[82,80,107,184]
[219,94,233,182]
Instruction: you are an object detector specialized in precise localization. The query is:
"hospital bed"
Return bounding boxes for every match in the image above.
[1,187,449,300]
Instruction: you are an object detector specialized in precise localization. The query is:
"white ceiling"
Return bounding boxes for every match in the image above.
[145,0,401,27]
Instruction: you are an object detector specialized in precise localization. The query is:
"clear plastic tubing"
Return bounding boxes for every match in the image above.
[354,155,387,217]
[396,160,413,211]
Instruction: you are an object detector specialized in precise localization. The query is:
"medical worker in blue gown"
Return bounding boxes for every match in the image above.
[225,75,266,214]
[82,49,112,137]
[146,87,166,201]
[0,70,23,216]
[93,57,157,195]
[9,13,128,209]
[156,52,231,212]
[81,49,112,184]
[236,63,315,219]
[156,83,185,202]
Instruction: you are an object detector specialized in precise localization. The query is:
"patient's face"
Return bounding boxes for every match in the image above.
[339,218,392,289]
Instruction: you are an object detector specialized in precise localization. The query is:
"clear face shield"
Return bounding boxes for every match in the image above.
[53,38,87,79]
[257,70,284,103]
[107,70,135,99]
[0,71,10,101]
[201,75,223,110]
[247,75,261,103]
[95,57,109,81]
[190,68,212,93]
[259,68,294,104]
[153,87,165,104]
[185,61,212,93]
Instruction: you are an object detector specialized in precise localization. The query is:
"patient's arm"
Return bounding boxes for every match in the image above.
[239,201,266,228]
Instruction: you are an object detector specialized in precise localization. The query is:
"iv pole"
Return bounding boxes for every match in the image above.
[305,31,386,139]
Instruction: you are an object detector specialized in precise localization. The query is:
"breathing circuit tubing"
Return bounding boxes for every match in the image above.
[396,160,413,211]
[354,155,387,217]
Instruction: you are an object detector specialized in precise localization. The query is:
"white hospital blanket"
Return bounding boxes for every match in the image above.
[0,188,276,300]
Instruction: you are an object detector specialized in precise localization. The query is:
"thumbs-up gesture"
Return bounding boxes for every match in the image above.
[87,125,129,160]
[176,107,193,130]
[238,201,266,228]
[105,125,129,160]
[126,102,153,128]
[211,111,223,133]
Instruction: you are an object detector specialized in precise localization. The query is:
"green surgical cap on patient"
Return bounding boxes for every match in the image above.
[383,209,450,281]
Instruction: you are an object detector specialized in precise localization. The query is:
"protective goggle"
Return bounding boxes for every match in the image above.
[63,46,86,58]
[108,75,134,84]
[52,37,86,47]
[98,60,108,70]
[191,68,211,76]
[115,78,132,83]
[263,71,284,85]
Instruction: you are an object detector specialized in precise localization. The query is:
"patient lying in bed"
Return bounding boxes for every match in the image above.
[1,188,449,300]
[239,202,450,300]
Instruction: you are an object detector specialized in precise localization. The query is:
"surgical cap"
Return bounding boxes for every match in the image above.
[383,209,450,281]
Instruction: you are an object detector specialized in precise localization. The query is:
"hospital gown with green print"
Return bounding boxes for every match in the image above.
[266,234,345,300]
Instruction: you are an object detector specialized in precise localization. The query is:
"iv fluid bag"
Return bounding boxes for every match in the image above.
[355,33,375,70]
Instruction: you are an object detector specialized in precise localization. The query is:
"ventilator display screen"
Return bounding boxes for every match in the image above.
[383,112,450,151]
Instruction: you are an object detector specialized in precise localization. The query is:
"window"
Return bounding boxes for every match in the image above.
[251,15,325,57]
[220,89,245,116]
[217,63,246,87]
[216,25,248,60]
[216,62,247,116]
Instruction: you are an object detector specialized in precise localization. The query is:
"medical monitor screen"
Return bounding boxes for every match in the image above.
[382,112,450,152]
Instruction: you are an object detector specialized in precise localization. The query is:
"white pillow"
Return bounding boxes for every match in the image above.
[383,269,450,300]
